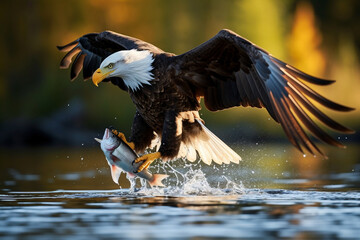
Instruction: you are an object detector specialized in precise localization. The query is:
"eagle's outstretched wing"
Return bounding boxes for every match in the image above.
[57,31,164,82]
[174,29,354,156]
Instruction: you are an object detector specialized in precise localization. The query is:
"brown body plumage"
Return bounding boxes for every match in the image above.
[58,29,354,167]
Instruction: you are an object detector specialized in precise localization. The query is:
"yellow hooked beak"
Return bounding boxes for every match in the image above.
[92,68,114,87]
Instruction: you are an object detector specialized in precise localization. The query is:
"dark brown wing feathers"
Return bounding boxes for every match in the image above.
[174,29,354,156]
[57,31,164,81]
[59,46,81,69]
[71,52,85,81]
[58,29,354,157]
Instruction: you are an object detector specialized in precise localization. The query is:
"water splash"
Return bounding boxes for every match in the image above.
[122,159,245,196]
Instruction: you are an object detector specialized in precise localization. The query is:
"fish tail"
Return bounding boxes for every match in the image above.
[149,174,169,187]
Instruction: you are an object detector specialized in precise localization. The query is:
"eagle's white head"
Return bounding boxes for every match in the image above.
[92,49,154,91]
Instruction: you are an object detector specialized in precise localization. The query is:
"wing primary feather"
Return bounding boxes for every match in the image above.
[280,97,315,154]
[57,40,78,52]
[60,46,81,69]
[271,70,328,154]
[267,76,302,150]
[269,91,303,152]
[284,96,324,155]
[286,94,345,148]
[271,57,335,85]
[270,71,329,155]
[71,53,85,81]
[268,74,315,153]
[279,95,317,154]
[281,68,354,112]
[272,66,353,134]
[286,82,355,133]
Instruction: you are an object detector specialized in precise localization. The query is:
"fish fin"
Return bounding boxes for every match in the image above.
[149,174,169,187]
[94,138,102,143]
[187,119,241,165]
[110,164,122,184]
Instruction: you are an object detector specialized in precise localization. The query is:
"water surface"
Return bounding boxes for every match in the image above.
[1,144,359,239]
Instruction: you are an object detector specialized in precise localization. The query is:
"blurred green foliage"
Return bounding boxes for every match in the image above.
[1,0,359,136]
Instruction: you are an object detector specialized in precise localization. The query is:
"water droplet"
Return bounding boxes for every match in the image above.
[345,137,348,140]
[303,154,306,158]
[66,156,69,159]
[255,142,258,145]
[268,118,271,121]
[81,143,84,146]
[338,136,340,140]
[251,170,255,174]
[80,157,84,161]
[67,103,70,107]
[114,117,117,120]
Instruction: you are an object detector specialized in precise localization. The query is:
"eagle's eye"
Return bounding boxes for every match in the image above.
[107,63,113,69]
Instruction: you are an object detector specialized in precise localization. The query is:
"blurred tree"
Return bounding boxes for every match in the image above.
[288,1,326,77]
[0,0,358,139]
[231,0,289,59]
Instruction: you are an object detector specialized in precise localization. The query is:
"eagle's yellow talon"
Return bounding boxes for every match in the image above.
[127,142,135,150]
[111,129,135,150]
[134,152,161,172]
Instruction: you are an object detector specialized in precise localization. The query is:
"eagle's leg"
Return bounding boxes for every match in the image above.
[133,110,182,172]
[129,111,157,153]
[133,152,162,173]
[111,129,135,150]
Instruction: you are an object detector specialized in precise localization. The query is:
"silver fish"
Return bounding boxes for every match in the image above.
[95,128,168,187]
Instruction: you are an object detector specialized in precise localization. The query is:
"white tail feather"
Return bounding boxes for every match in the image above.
[178,142,188,158]
[182,120,241,165]
[187,144,197,162]
[150,120,241,165]
[196,139,211,165]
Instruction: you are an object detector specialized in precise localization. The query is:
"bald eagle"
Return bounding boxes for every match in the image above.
[58,29,354,173]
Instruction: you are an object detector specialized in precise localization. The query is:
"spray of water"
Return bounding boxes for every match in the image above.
[122,158,245,196]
